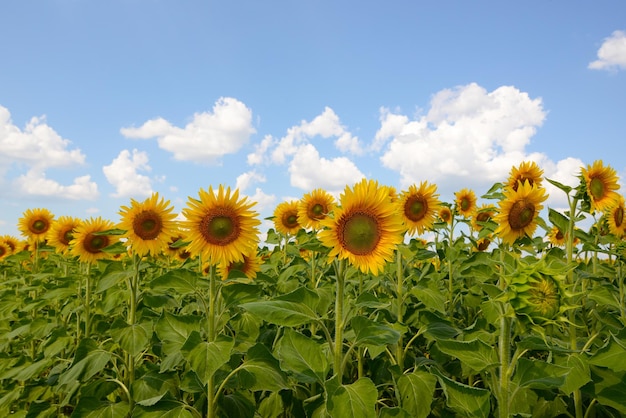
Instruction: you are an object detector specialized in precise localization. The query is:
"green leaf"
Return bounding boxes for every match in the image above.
[589,333,626,372]
[221,282,263,308]
[133,400,197,418]
[111,322,151,357]
[411,286,447,314]
[155,312,202,355]
[275,328,330,384]
[96,263,134,293]
[588,366,626,415]
[180,331,234,383]
[379,407,413,418]
[396,370,436,418]
[58,339,112,388]
[435,339,499,373]
[545,177,572,194]
[513,358,569,389]
[238,343,289,392]
[150,269,200,296]
[548,208,570,234]
[557,353,591,395]
[132,371,178,407]
[257,391,285,418]
[431,368,490,418]
[326,376,377,418]
[220,392,255,418]
[240,300,319,327]
[350,316,400,347]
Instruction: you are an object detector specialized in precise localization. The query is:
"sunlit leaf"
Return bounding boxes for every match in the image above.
[180,331,234,383]
[238,343,289,392]
[350,316,400,347]
[150,269,200,296]
[326,376,377,418]
[240,300,319,327]
[275,328,329,384]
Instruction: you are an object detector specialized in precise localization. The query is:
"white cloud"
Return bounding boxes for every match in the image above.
[588,30,626,71]
[289,144,364,194]
[103,149,153,198]
[245,187,276,214]
[247,134,275,165]
[236,170,266,191]
[378,83,547,191]
[13,170,99,200]
[541,157,585,207]
[121,97,255,164]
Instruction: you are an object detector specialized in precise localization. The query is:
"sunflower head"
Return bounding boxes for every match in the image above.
[46,216,82,254]
[297,188,336,230]
[399,181,441,235]
[1,235,19,256]
[471,204,497,232]
[605,194,626,238]
[494,181,548,245]
[454,189,477,218]
[118,192,179,257]
[508,161,544,191]
[438,206,453,224]
[18,208,54,241]
[0,241,10,260]
[182,185,261,265]
[217,250,261,281]
[318,178,404,275]
[473,236,492,252]
[581,160,621,214]
[273,200,302,236]
[69,217,118,264]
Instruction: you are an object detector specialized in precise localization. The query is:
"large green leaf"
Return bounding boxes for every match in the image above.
[221,282,263,308]
[589,333,626,372]
[556,353,591,395]
[149,269,200,295]
[58,339,112,388]
[275,328,329,384]
[379,407,413,418]
[180,331,234,383]
[435,338,499,373]
[237,343,289,392]
[411,285,447,314]
[513,358,569,389]
[133,400,197,418]
[326,376,377,418]
[432,368,490,418]
[155,312,202,355]
[96,263,134,293]
[239,300,319,327]
[132,371,178,407]
[396,370,436,418]
[588,366,626,415]
[110,321,151,357]
[350,316,400,347]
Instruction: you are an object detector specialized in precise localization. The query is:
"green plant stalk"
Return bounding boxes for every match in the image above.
[565,196,583,418]
[395,250,404,369]
[334,259,346,380]
[497,248,510,418]
[84,262,91,339]
[447,216,456,314]
[126,255,141,412]
[207,264,217,418]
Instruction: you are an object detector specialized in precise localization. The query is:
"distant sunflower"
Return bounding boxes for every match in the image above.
[297,188,336,230]
[69,217,117,264]
[508,161,544,191]
[0,241,10,260]
[582,160,621,213]
[164,229,191,260]
[274,200,302,236]
[18,208,54,242]
[474,236,492,252]
[182,185,261,265]
[383,185,399,203]
[47,216,82,254]
[1,235,19,255]
[217,250,261,280]
[318,178,404,275]
[606,195,626,237]
[438,206,453,224]
[118,192,178,257]
[471,204,497,232]
[547,226,566,247]
[494,182,548,245]
[399,182,441,235]
[454,189,477,218]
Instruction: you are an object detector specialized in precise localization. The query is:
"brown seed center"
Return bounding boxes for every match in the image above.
[508,199,535,230]
[405,196,427,222]
[339,212,381,256]
[132,210,163,240]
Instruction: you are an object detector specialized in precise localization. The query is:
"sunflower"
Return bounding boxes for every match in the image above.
[69,217,117,264]
[507,161,544,191]
[318,178,404,275]
[581,160,621,213]
[383,185,399,203]
[297,188,336,230]
[217,250,262,280]
[47,216,82,254]
[494,181,548,245]
[438,206,453,224]
[0,241,10,260]
[18,208,54,242]
[182,185,261,265]
[454,189,477,218]
[547,226,566,247]
[118,192,179,257]
[1,235,19,255]
[474,236,492,252]
[606,195,626,237]
[471,204,497,232]
[399,181,441,235]
[273,200,302,236]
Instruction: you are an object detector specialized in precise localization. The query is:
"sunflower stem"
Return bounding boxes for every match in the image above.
[207,264,217,418]
[497,248,511,418]
[126,254,141,413]
[395,249,404,370]
[333,259,346,381]
[84,262,91,340]
[447,216,456,315]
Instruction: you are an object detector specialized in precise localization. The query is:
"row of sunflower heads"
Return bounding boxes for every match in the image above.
[10,186,264,281]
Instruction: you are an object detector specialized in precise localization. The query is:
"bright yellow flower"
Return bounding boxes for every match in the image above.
[297,188,336,230]
[1,235,19,256]
[582,160,621,213]
[69,217,117,264]
[399,181,441,235]
[318,179,404,275]
[606,195,626,237]
[438,206,453,224]
[47,216,82,254]
[0,241,10,260]
[507,161,544,191]
[494,182,548,245]
[217,250,261,280]
[273,200,302,236]
[182,185,261,265]
[454,189,477,218]
[118,192,179,257]
[474,236,492,252]
[547,226,566,247]
[18,208,54,242]
[471,204,497,232]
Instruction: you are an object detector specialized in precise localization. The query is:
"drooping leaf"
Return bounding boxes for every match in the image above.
[237,343,289,392]
[589,333,626,372]
[240,300,319,327]
[435,338,499,373]
[275,328,329,384]
[154,312,202,355]
[350,316,400,347]
[396,370,436,418]
[587,366,626,415]
[432,368,490,418]
[132,371,178,407]
[557,353,591,395]
[149,269,200,296]
[133,400,197,418]
[513,358,570,389]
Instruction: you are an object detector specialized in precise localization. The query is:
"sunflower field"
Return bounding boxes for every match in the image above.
[1,161,626,418]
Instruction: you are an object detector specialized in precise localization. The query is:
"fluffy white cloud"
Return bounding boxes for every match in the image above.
[289,144,364,194]
[103,149,153,198]
[13,170,99,200]
[588,30,626,71]
[245,187,276,214]
[236,170,266,191]
[120,97,255,164]
[254,107,362,165]
[378,83,547,191]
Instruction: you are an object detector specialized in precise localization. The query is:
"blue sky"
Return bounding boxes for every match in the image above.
[1,0,625,239]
